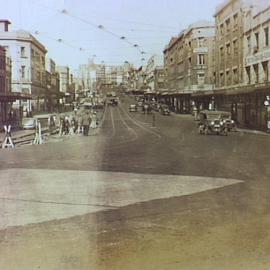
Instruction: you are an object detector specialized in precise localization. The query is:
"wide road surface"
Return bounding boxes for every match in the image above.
[0,95,270,270]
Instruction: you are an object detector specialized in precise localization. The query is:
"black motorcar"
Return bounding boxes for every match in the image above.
[197,110,228,135]
[160,105,170,115]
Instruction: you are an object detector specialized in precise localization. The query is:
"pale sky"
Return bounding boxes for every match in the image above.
[0,0,224,71]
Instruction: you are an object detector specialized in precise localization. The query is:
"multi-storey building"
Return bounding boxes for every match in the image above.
[0,45,12,124]
[145,54,163,91]
[0,20,47,113]
[56,65,70,104]
[242,3,270,129]
[163,21,215,112]
[154,67,166,91]
[212,0,269,129]
[214,0,248,90]
[45,58,61,112]
[96,64,106,90]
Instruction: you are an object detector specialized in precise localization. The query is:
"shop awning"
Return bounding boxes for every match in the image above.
[0,92,31,102]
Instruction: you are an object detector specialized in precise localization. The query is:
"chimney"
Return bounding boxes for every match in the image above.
[0,20,11,32]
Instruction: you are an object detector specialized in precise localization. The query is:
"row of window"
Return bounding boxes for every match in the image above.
[219,13,239,34]
[245,62,269,84]
[218,61,270,86]
[219,68,239,85]
[0,76,6,92]
[169,53,206,68]
[0,55,6,70]
[168,37,208,63]
[21,46,46,65]
[220,39,238,57]
[246,27,269,53]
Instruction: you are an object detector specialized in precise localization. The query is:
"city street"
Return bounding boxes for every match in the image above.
[0,96,270,270]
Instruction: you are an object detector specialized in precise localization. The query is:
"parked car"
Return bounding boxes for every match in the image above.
[220,112,237,132]
[160,104,170,115]
[129,104,138,112]
[150,102,160,112]
[197,110,228,135]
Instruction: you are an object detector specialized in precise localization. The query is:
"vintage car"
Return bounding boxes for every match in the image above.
[160,104,170,115]
[197,110,229,135]
[129,104,138,112]
[150,102,160,112]
[107,98,118,106]
[221,112,237,132]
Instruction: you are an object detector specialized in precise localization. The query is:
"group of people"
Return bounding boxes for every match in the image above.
[58,111,98,136]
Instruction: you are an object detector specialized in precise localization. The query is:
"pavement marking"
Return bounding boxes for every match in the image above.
[116,108,138,143]
[110,106,116,136]
[0,168,243,229]
[119,103,162,139]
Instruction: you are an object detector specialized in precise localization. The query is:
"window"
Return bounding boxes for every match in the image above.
[247,36,251,53]
[197,73,205,85]
[253,64,259,83]
[233,68,238,84]
[220,24,224,35]
[226,70,231,85]
[220,72,224,86]
[197,54,205,65]
[262,61,268,81]
[21,66,25,79]
[226,43,231,55]
[20,46,26,57]
[264,27,269,47]
[233,39,238,55]
[198,37,204,47]
[188,57,192,66]
[36,70,41,81]
[220,46,224,58]
[225,18,230,32]
[233,13,238,28]
[246,66,251,84]
[254,32,259,51]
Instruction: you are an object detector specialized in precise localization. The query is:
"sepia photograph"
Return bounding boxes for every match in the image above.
[0,0,270,269]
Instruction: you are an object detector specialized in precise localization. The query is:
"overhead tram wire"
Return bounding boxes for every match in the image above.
[60,9,146,55]
[31,1,149,57]
[31,0,158,65]
[31,31,145,66]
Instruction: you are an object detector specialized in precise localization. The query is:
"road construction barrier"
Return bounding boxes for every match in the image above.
[2,125,15,148]
[33,120,43,145]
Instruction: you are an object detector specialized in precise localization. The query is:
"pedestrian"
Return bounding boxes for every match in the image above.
[69,116,76,135]
[90,111,97,129]
[76,114,83,135]
[58,116,64,136]
[64,116,70,135]
[81,112,91,136]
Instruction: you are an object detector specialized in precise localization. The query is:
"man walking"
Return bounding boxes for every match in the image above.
[81,111,91,136]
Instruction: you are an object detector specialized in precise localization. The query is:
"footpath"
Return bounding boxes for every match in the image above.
[0,107,106,148]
